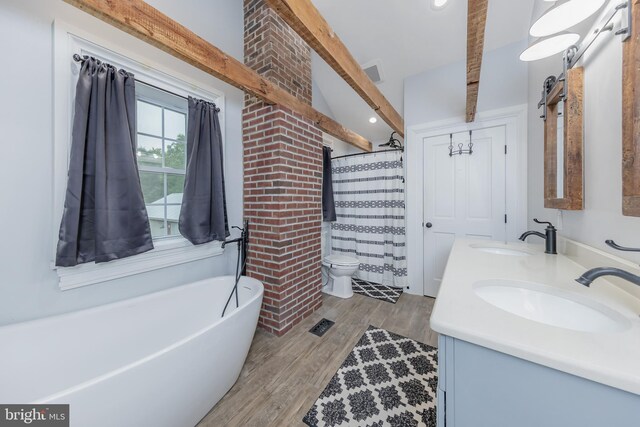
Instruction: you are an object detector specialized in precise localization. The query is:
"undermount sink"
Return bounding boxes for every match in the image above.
[473,280,631,333]
[469,243,533,257]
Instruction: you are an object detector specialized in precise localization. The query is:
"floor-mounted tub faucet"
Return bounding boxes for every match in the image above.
[519,218,557,254]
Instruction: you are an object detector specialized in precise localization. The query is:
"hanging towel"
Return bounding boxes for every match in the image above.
[322,146,337,222]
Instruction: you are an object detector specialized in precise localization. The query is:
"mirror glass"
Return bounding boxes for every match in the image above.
[556,100,564,199]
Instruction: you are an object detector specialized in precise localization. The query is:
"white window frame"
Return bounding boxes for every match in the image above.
[135,83,188,239]
[52,21,226,291]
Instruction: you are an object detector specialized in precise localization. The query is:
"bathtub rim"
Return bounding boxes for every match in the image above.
[0,275,263,333]
[0,276,264,404]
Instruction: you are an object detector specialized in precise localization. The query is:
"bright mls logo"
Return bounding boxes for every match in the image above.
[0,405,69,427]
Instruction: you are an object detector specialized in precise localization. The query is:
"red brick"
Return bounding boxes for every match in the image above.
[243,0,323,336]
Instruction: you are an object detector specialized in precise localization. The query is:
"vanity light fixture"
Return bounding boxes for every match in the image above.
[431,0,449,11]
[523,0,631,63]
[530,0,606,38]
[519,33,580,62]
[369,117,378,124]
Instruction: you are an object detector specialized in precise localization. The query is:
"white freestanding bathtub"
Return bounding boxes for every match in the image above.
[0,275,263,427]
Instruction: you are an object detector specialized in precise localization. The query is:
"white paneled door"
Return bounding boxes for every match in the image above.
[423,126,507,297]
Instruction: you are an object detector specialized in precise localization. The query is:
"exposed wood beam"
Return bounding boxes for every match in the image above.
[63,0,372,152]
[466,0,488,123]
[265,0,405,137]
[622,0,640,216]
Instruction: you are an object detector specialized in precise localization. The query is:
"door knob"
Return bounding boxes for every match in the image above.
[425,222,433,228]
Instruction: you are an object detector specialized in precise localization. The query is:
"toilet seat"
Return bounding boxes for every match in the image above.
[322,254,360,267]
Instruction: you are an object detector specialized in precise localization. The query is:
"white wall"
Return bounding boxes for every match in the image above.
[313,81,365,157]
[404,40,529,127]
[0,0,244,325]
[313,79,403,157]
[527,0,640,267]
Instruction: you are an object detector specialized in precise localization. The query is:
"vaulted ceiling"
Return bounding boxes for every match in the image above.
[311,0,535,141]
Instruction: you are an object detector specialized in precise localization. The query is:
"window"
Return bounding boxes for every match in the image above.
[53,25,226,290]
[135,83,188,239]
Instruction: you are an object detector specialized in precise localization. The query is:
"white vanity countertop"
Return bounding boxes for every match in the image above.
[430,238,640,395]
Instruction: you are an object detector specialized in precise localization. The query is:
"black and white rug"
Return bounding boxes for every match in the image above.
[352,278,404,304]
[303,326,438,427]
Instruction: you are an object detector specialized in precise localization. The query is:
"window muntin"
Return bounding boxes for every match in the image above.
[135,82,188,239]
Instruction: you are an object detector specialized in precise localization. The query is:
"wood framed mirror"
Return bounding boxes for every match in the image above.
[544,67,584,210]
[622,0,640,216]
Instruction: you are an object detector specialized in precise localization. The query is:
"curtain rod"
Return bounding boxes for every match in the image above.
[73,53,221,111]
[137,80,189,103]
[331,148,403,160]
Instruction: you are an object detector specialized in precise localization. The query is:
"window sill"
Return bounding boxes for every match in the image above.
[54,238,224,291]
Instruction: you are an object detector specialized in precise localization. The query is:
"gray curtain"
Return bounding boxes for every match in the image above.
[322,146,336,221]
[179,97,229,244]
[56,56,153,267]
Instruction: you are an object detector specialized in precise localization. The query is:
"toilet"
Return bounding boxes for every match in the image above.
[321,254,360,299]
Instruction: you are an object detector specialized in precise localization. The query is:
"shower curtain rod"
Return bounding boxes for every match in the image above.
[331,148,403,160]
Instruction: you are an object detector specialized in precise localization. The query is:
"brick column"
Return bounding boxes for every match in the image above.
[243,0,323,336]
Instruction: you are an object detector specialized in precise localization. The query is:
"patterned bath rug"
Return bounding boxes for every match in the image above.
[352,278,404,304]
[303,326,438,427]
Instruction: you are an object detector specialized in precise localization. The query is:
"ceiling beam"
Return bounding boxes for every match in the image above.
[466,0,489,123]
[63,0,372,152]
[265,0,405,138]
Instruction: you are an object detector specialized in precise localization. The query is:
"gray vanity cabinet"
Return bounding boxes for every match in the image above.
[436,335,640,427]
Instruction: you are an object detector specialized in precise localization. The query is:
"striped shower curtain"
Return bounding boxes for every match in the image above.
[330,150,407,288]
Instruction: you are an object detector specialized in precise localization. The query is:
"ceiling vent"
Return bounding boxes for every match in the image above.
[361,59,385,84]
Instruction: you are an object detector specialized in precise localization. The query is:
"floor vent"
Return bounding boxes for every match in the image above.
[309,318,335,337]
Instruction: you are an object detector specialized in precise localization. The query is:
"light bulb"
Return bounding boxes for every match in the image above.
[431,0,449,10]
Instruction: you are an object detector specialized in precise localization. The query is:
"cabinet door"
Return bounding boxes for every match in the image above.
[437,334,455,426]
[450,338,640,427]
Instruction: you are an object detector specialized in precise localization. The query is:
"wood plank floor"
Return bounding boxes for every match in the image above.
[198,292,437,427]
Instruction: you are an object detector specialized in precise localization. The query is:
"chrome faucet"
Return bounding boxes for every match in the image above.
[519,218,557,254]
[576,267,640,287]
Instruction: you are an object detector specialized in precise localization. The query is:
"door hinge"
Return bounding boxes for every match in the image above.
[504,145,508,155]
[505,214,508,223]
